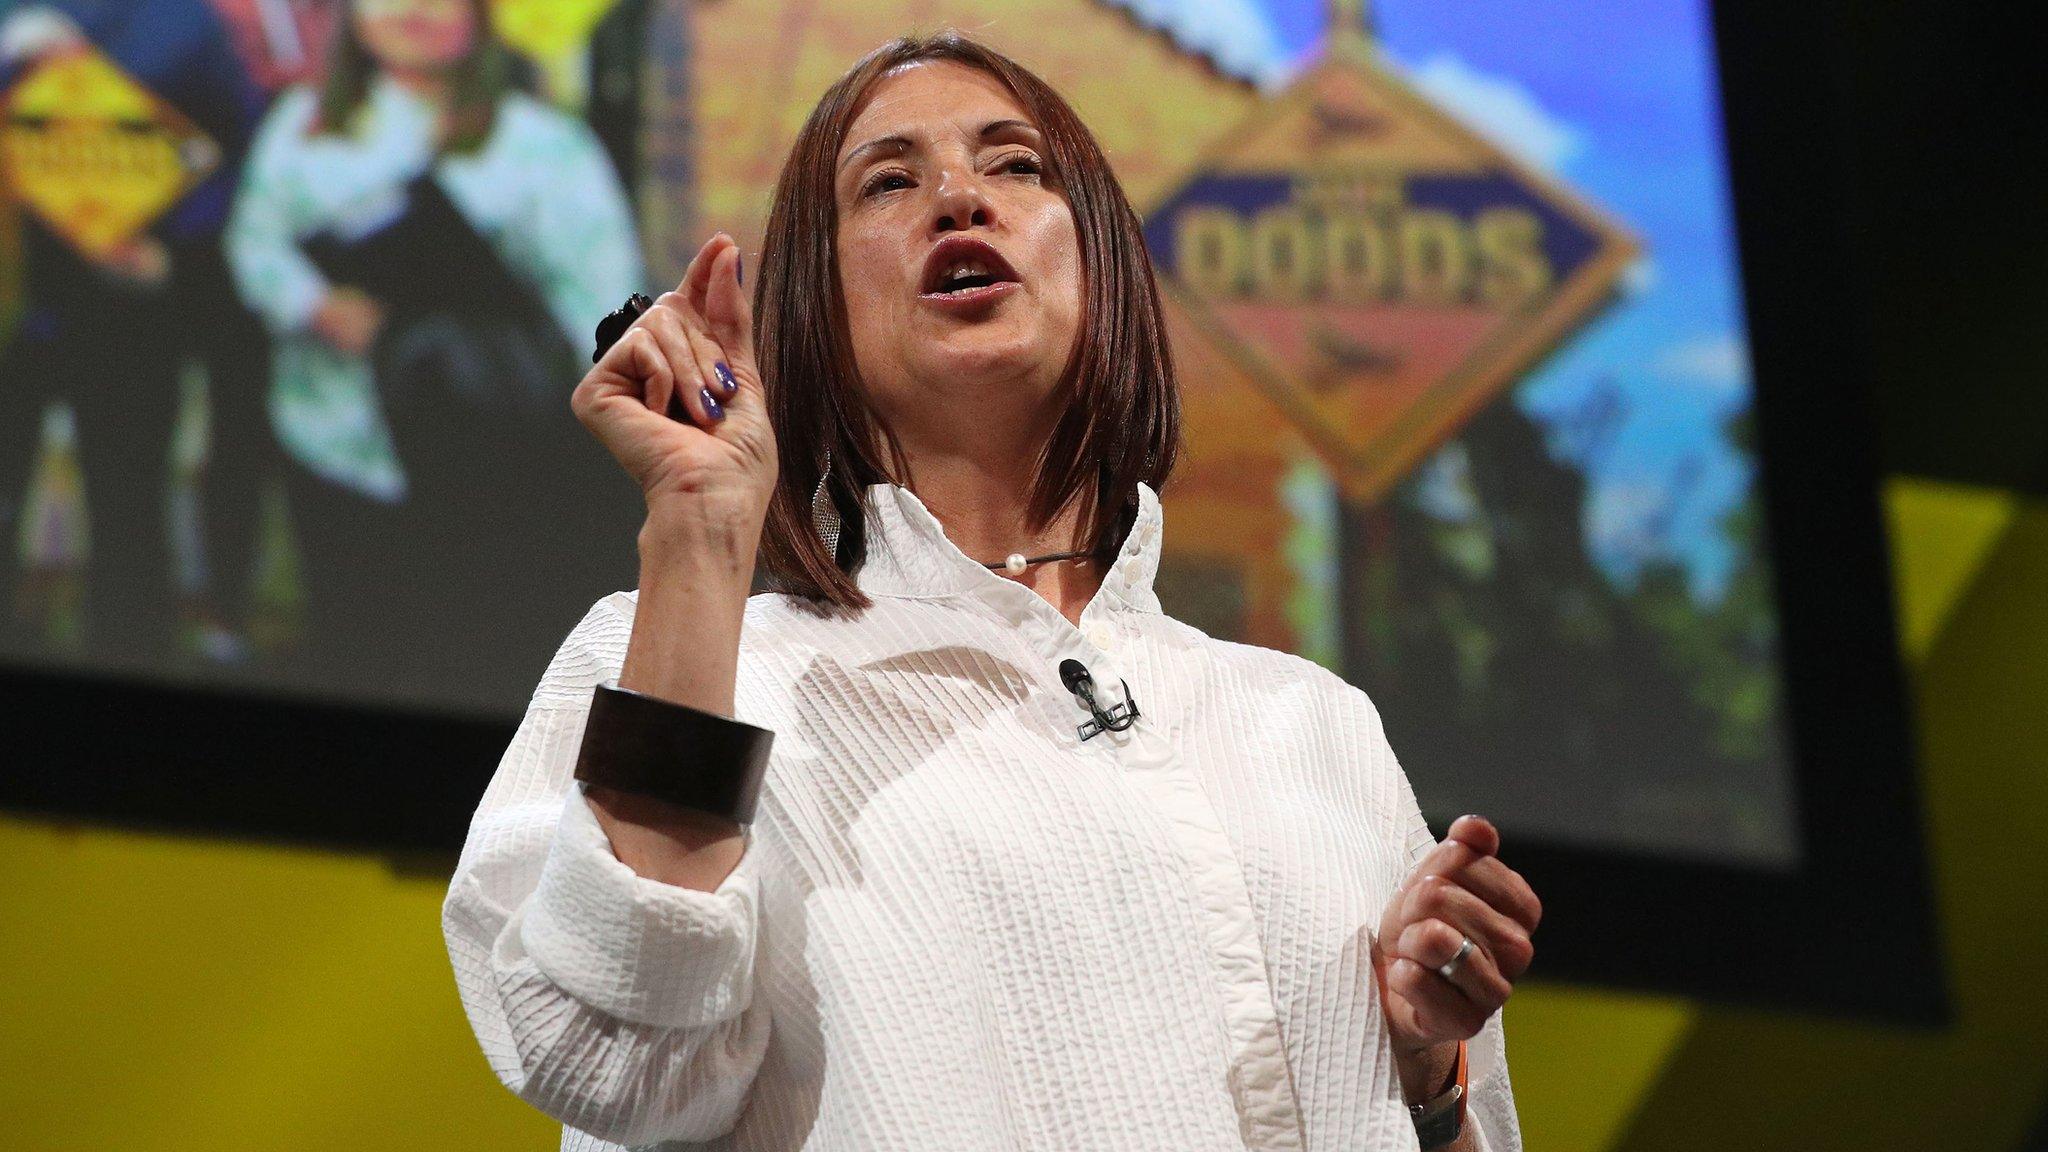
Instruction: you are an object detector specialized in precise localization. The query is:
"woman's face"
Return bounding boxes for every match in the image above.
[834,61,1084,437]
[353,0,476,76]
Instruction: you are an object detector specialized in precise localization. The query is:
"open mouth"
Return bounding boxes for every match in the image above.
[920,236,1022,298]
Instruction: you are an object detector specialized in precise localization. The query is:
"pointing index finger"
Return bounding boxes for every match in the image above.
[683,232,735,319]
[702,245,754,365]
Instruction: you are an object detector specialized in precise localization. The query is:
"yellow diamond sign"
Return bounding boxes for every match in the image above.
[1144,41,1638,502]
[0,48,219,258]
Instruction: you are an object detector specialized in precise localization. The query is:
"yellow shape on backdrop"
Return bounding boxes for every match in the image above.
[489,0,620,61]
[1884,477,2017,664]
[1504,984,1697,1152]
[0,48,218,257]
[0,815,558,1150]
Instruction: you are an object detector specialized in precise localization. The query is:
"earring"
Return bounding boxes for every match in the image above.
[811,446,842,560]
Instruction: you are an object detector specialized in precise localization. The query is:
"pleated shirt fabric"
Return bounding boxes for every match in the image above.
[442,480,1520,1151]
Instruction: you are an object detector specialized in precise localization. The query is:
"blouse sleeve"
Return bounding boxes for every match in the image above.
[441,596,771,1145]
[223,87,332,334]
[504,103,645,348]
[1391,762,1524,1152]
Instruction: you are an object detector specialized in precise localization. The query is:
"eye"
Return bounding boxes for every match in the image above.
[861,169,913,198]
[997,153,1043,179]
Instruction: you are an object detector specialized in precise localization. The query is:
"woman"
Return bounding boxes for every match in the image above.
[225,0,645,708]
[444,33,1541,1152]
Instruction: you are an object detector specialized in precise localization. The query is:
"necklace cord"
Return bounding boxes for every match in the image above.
[981,547,1093,571]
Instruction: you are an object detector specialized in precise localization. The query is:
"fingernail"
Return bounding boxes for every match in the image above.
[736,251,744,286]
[700,387,725,421]
[714,361,738,395]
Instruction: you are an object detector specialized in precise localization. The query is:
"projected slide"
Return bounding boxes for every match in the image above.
[0,0,1792,865]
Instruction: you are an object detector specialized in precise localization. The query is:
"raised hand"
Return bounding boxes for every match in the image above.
[573,233,774,874]
[1373,815,1542,1055]
[571,232,777,532]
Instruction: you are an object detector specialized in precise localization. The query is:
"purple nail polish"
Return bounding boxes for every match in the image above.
[714,361,738,395]
[736,251,744,286]
[700,387,725,421]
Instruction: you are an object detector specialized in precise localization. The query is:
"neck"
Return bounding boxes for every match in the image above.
[897,450,1105,627]
[386,67,454,107]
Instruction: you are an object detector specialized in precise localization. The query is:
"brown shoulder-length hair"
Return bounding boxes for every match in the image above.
[313,0,516,154]
[756,31,1182,613]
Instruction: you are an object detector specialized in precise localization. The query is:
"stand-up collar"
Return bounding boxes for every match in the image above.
[855,481,1164,614]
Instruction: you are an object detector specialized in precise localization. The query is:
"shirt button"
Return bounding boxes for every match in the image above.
[1084,622,1116,652]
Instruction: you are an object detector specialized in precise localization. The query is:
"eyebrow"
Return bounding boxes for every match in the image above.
[837,118,1041,175]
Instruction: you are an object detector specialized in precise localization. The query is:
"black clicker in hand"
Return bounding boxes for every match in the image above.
[594,293,689,420]
[593,292,655,364]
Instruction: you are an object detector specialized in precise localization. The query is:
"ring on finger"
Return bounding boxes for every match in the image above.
[1438,936,1475,981]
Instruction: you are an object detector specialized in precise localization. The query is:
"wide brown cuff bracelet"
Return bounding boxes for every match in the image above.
[572,683,774,825]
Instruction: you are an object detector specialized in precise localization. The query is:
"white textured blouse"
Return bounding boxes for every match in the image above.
[442,480,1520,1152]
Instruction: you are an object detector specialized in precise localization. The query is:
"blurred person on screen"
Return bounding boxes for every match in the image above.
[224,0,645,708]
[0,0,274,671]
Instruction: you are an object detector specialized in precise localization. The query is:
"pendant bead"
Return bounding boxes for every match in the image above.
[1004,553,1029,574]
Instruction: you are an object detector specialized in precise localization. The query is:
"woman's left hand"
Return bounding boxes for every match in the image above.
[1372,815,1542,1057]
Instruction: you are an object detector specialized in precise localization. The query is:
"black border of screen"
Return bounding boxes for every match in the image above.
[0,0,1945,1022]
[1486,0,1946,1022]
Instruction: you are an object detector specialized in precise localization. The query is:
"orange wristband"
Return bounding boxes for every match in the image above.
[1453,1039,1469,1121]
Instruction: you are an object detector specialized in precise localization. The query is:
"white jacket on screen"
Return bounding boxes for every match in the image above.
[442,480,1520,1151]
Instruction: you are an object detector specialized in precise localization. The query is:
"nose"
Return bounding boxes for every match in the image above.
[929,167,993,233]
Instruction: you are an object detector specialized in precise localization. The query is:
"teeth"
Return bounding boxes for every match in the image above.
[929,251,1007,293]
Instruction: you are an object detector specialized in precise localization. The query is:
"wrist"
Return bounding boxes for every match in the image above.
[1402,1039,1469,1150]
[1394,1039,1461,1105]
[624,523,752,717]
[639,502,762,580]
